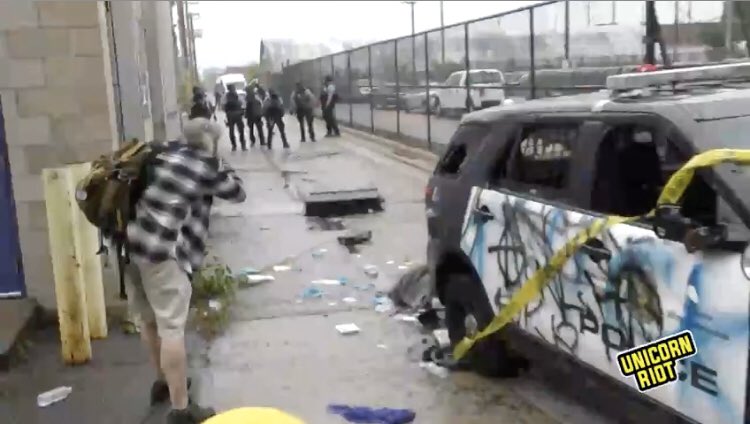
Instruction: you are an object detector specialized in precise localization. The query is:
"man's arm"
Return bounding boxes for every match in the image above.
[325,84,335,109]
[289,93,297,114]
[210,158,246,203]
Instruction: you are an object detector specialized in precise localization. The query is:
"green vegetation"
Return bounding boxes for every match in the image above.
[189,261,240,339]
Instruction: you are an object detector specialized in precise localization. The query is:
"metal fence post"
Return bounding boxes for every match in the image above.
[564,0,570,65]
[347,53,353,126]
[368,45,374,133]
[424,32,431,150]
[394,40,400,136]
[464,23,471,111]
[529,8,536,100]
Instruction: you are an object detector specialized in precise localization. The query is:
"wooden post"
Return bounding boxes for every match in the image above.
[43,167,91,364]
[69,163,108,339]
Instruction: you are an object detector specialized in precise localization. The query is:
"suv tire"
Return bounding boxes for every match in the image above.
[444,273,528,378]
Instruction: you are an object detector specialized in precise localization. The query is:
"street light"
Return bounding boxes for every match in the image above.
[401,1,417,84]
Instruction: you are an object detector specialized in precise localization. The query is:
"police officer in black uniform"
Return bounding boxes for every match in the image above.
[224,84,246,151]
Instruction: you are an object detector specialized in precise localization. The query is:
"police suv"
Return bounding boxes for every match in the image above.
[426,63,750,424]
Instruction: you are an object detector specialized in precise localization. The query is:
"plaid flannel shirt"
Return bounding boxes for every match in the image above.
[127,143,245,275]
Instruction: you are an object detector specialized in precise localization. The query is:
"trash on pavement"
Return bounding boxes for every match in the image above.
[386,260,395,265]
[312,248,327,259]
[373,294,394,313]
[417,309,442,330]
[419,361,449,378]
[244,274,275,286]
[393,314,419,323]
[273,265,292,272]
[237,266,260,276]
[311,279,343,286]
[377,344,388,349]
[433,329,450,349]
[301,286,324,299]
[335,323,361,335]
[338,277,349,285]
[354,283,376,291]
[327,404,416,424]
[328,302,338,306]
[208,299,222,311]
[37,386,73,407]
[397,265,408,271]
[337,230,373,253]
[342,297,357,304]
[387,265,433,311]
[363,265,379,278]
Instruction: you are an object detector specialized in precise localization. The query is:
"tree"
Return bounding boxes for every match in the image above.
[245,63,260,84]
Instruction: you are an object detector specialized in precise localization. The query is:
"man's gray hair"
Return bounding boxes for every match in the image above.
[182,118,222,155]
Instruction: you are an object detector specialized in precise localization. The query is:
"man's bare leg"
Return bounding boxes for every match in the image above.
[141,321,164,380]
[161,336,189,409]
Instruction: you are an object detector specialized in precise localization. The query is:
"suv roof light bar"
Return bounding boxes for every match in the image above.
[606,62,750,92]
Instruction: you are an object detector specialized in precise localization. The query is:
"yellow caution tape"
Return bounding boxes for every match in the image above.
[453,148,750,360]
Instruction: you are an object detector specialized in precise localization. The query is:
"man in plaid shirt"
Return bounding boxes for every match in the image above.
[125,118,245,424]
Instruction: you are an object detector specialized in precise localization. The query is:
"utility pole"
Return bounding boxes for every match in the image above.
[440,0,445,64]
[402,1,417,84]
[188,12,200,81]
[725,0,735,55]
[644,0,671,66]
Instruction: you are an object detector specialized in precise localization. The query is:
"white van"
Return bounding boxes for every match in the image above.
[215,73,248,110]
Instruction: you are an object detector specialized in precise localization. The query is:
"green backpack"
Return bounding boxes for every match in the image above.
[75,138,165,299]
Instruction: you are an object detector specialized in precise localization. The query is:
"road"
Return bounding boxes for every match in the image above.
[335,103,460,148]
[0,116,611,424]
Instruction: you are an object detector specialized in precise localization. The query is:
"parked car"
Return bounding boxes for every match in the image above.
[425,62,750,424]
[431,69,505,116]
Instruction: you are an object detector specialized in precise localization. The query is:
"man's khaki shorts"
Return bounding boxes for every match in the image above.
[125,258,192,339]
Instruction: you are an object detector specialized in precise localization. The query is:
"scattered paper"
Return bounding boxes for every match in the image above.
[245,274,275,285]
[328,302,338,306]
[386,260,395,265]
[342,297,357,304]
[273,265,292,272]
[335,323,361,335]
[363,265,379,278]
[394,314,419,323]
[208,299,222,311]
[311,279,343,286]
[377,344,388,349]
[398,265,409,270]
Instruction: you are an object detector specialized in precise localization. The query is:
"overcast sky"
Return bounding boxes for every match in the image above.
[191,0,542,70]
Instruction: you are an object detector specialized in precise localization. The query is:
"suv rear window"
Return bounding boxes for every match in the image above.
[435,124,489,176]
[510,124,576,188]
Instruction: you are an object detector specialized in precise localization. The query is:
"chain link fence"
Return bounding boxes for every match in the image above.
[277,0,743,153]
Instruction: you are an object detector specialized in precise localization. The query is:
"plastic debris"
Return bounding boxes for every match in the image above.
[354,283,376,291]
[398,265,408,270]
[386,260,395,265]
[373,294,394,313]
[312,248,328,259]
[339,277,349,285]
[273,265,292,272]
[245,274,275,285]
[419,361,449,378]
[311,279,343,286]
[327,404,415,424]
[328,302,338,306]
[377,344,388,349]
[342,297,357,304]
[363,265,379,278]
[208,299,222,311]
[335,323,361,335]
[433,329,450,349]
[37,386,72,407]
[301,286,324,299]
[237,267,260,276]
[388,265,433,311]
[394,314,419,323]
[337,230,372,248]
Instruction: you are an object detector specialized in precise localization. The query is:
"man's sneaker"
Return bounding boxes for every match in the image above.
[150,378,192,406]
[300,138,306,143]
[167,402,216,424]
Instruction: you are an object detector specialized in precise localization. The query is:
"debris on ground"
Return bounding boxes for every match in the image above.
[416,309,443,330]
[237,266,260,276]
[273,265,292,272]
[386,260,395,265]
[337,230,373,253]
[387,265,433,311]
[327,404,416,424]
[311,279,343,286]
[335,323,361,335]
[377,344,388,349]
[301,286,324,299]
[393,314,419,323]
[208,299,222,311]
[419,361,449,378]
[311,248,328,259]
[37,386,72,407]
[307,217,346,231]
[373,294,394,313]
[363,264,379,278]
[243,274,276,286]
[354,283,376,291]
[342,297,358,304]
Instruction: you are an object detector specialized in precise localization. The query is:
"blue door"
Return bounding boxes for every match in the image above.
[0,95,25,297]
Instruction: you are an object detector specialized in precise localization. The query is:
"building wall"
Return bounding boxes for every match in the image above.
[0,1,118,309]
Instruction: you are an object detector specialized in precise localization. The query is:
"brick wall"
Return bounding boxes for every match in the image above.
[0,1,118,309]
